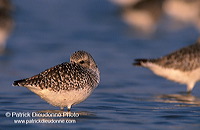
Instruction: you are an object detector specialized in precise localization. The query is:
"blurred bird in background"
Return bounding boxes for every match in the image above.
[109,0,200,34]
[120,0,164,33]
[164,0,200,30]
[0,0,13,54]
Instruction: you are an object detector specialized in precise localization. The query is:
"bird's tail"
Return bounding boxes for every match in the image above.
[133,59,152,66]
[13,79,26,86]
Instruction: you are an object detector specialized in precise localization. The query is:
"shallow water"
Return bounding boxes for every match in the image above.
[1,0,200,129]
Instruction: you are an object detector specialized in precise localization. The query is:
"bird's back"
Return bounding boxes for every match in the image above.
[13,62,99,92]
[154,42,200,71]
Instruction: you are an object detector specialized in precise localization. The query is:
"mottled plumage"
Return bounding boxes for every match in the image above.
[13,51,100,111]
[134,39,200,93]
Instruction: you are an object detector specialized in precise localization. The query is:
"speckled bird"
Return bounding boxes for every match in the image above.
[133,39,200,93]
[13,51,100,111]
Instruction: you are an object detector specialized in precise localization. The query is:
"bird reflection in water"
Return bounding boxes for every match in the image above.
[155,93,200,106]
[36,110,95,116]
[35,110,95,121]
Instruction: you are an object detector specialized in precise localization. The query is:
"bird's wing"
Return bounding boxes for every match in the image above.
[13,62,92,91]
[154,43,200,71]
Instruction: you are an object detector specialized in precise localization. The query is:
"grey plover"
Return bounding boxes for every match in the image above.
[133,39,200,93]
[121,0,164,33]
[13,51,100,111]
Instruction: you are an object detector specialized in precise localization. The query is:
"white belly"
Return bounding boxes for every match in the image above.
[143,62,200,85]
[28,86,93,109]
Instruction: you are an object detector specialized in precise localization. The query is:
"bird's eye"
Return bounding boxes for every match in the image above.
[79,60,85,64]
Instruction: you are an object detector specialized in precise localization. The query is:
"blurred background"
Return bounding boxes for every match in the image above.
[1,0,200,129]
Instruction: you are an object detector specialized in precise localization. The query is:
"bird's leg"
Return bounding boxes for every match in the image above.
[60,107,64,111]
[67,106,71,112]
[186,90,191,95]
[186,83,194,94]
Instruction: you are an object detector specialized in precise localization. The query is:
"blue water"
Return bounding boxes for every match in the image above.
[1,0,200,129]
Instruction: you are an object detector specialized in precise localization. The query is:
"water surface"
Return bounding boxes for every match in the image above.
[1,0,200,129]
